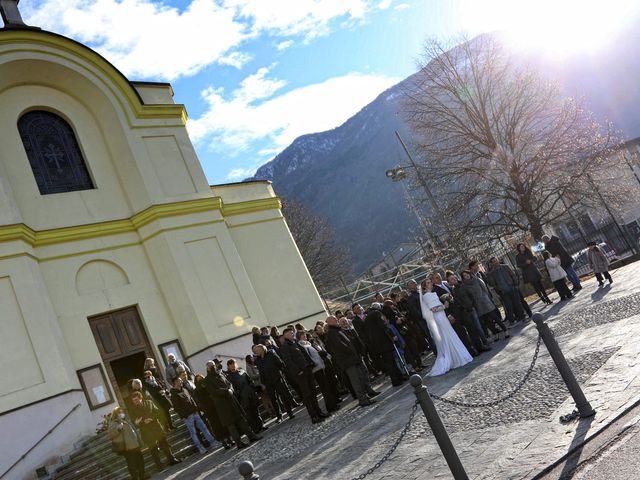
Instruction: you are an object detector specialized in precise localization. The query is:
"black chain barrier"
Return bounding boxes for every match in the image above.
[429,333,542,408]
[346,333,544,480]
[349,401,419,480]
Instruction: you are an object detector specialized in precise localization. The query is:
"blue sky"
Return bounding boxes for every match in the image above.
[21,0,640,184]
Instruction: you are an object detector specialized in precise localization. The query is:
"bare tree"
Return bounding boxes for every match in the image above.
[402,34,627,241]
[281,199,351,292]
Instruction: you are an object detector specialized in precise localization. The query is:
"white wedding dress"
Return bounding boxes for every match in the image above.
[420,289,473,376]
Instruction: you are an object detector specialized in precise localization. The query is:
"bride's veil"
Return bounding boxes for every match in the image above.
[418,284,442,344]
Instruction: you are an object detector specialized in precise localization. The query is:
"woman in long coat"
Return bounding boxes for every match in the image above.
[587,242,613,286]
[516,243,552,304]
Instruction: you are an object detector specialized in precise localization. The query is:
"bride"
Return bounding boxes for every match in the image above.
[420,277,473,376]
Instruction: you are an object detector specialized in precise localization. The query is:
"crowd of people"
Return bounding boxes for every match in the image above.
[107,234,609,480]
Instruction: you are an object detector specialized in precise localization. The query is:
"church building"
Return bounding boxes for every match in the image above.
[0,4,327,478]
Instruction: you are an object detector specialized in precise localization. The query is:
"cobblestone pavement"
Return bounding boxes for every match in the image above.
[157,260,640,480]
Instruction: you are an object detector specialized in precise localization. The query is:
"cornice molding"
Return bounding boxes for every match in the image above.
[0,30,187,127]
[0,195,281,249]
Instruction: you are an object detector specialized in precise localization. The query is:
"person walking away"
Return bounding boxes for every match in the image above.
[515,243,552,304]
[127,392,180,471]
[225,359,266,433]
[542,234,582,291]
[204,361,262,449]
[542,251,574,301]
[280,328,330,423]
[108,406,145,480]
[587,241,613,286]
[169,377,217,454]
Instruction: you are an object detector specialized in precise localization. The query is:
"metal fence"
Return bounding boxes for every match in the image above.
[321,221,639,308]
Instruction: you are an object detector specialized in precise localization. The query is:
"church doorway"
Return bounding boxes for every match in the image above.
[88,306,158,406]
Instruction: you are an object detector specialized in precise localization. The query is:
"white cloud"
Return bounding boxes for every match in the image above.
[188,68,399,161]
[23,0,247,80]
[219,51,254,69]
[277,40,295,51]
[394,3,410,10]
[23,0,382,80]
[224,0,373,39]
[225,166,261,180]
[378,0,392,9]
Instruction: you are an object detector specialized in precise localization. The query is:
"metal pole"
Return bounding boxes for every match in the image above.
[559,194,589,246]
[238,460,260,479]
[532,313,595,418]
[586,173,638,255]
[410,375,469,480]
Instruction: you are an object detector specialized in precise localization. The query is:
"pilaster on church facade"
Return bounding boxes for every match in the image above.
[0,26,326,480]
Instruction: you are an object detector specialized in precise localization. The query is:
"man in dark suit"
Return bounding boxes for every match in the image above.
[324,316,377,406]
[279,328,329,423]
[406,279,437,355]
[364,304,405,386]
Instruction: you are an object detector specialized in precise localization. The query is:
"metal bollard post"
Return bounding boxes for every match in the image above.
[532,313,595,418]
[238,460,260,479]
[410,375,469,480]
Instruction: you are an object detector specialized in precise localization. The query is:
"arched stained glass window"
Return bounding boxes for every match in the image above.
[18,111,94,195]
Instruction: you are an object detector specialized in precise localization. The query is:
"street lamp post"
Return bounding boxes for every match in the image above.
[386,165,437,254]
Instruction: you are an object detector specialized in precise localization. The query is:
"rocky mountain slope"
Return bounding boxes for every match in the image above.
[251,28,640,276]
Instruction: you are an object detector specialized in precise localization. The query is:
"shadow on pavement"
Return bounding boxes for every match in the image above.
[591,285,612,302]
[556,414,596,479]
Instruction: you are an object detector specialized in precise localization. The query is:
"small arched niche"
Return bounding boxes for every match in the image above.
[76,260,129,296]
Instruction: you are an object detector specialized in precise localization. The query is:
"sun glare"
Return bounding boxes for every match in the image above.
[464,0,639,56]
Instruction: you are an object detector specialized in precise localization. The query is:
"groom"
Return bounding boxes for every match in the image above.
[405,279,437,356]
[430,273,479,356]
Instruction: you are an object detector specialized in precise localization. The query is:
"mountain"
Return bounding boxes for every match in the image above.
[252,28,640,276]
[252,80,421,274]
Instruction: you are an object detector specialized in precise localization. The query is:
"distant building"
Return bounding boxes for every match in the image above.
[0,12,326,479]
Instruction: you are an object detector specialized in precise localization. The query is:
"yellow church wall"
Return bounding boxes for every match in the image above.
[0,28,328,478]
[228,210,327,328]
[0,254,78,412]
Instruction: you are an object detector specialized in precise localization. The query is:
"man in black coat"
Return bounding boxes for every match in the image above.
[364,304,405,386]
[542,234,582,291]
[279,328,329,423]
[351,303,381,376]
[406,279,437,355]
[324,316,376,406]
[225,359,266,433]
[204,361,261,449]
[445,273,491,353]
[252,344,296,421]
